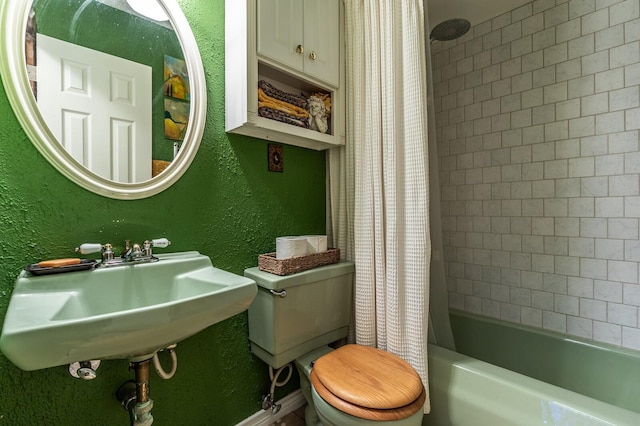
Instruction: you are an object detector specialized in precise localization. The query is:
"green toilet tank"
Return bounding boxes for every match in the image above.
[244,262,354,369]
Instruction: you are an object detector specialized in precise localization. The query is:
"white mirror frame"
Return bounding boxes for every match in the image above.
[0,0,206,200]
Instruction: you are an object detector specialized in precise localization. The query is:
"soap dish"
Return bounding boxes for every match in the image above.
[25,259,97,276]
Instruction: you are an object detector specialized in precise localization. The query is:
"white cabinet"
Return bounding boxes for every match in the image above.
[256,0,303,76]
[257,0,340,88]
[225,0,344,151]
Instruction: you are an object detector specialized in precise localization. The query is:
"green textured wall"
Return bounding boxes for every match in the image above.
[0,0,325,424]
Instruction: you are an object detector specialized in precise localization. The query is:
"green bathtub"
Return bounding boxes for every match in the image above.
[423,310,640,425]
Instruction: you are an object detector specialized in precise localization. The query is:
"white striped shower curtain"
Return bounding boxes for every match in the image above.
[329,0,432,412]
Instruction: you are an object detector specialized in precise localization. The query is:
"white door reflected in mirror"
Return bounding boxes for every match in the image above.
[37,34,153,183]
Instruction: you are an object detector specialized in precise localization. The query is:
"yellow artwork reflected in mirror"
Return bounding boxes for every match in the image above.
[164,98,189,141]
[164,55,189,141]
[163,54,189,100]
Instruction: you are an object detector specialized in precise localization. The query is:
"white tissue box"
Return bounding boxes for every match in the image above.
[304,235,328,253]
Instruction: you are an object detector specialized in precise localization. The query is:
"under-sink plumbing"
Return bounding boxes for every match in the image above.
[68,345,179,426]
[75,238,171,267]
[69,360,100,380]
[261,364,293,414]
[116,358,154,426]
[113,345,179,426]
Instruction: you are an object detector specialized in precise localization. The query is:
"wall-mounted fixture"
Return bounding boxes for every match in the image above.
[429,18,471,43]
[268,144,284,173]
[0,0,207,199]
[1,249,257,424]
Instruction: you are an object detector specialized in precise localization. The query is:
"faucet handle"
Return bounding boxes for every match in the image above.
[142,238,171,257]
[75,243,104,255]
[76,243,114,261]
[150,238,171,248]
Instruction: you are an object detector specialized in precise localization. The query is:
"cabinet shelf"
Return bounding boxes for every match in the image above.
[232,116,339,151]
[225,0,344,151]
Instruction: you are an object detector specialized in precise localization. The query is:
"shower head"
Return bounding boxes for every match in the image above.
[430,18,471,42]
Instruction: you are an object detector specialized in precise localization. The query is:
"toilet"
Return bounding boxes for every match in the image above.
[244,262,425,426]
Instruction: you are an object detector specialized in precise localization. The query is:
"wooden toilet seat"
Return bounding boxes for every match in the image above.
[309,344,426,421]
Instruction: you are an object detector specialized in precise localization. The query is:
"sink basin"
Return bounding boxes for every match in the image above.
[0,251,257,371]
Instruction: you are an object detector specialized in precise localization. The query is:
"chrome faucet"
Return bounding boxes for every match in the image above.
[102,243,115,261]
[76,238,171,267]
[120,240,144,262]
[131,243,144,259]
[143,240,153,257]
[120,240,132,259]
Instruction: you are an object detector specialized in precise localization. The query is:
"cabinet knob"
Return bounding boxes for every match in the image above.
[296,44,304,54]
[309,51,317,60]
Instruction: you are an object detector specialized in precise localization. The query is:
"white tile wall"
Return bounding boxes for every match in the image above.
[433,0,640,350]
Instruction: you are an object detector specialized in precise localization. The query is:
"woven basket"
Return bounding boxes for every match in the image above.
[258,248,341,276]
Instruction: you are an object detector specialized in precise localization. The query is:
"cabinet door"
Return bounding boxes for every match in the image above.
[257,0,304,72]
[303,0,340,86]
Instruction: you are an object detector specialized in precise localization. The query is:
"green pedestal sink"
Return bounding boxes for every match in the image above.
[0,251,257,371]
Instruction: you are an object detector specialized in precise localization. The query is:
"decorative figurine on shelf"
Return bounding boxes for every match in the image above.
[307,95,329,134]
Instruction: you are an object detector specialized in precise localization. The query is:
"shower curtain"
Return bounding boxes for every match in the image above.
[423,2,456,352]
[328,0,437,413]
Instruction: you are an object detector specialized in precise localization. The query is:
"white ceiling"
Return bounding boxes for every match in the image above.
[427,0,531,32]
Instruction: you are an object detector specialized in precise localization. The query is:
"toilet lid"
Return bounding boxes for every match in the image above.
[311,344,425,420]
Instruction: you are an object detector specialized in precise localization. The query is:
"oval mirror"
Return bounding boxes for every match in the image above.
[0,0,206,200]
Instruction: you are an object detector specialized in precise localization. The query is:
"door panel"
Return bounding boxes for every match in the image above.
[37,34,152,183]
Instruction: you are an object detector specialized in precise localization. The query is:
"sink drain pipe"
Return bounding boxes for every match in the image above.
[115,358,154,426]
[131,358,154,426]
[116,345,178,425]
